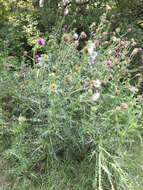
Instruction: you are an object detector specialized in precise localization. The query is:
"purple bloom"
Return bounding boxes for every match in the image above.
[18,74,22,78]
[8,57,12,61]
[12,118,16,121]
[113,50,117,55]
[128,28,132,32]
[107,60,112,66]
[24,51,28,55]
[38,38,45,46]
[23,68,27,72]
[5,64,9,69]
[81,32,87,39]
[123,104,128,109]
[110,68,113,72]
[64,25,68,29]
[62,28,66,33]
[90,59,94,64]
[35,55,40,60]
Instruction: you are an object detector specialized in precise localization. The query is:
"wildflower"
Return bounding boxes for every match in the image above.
[128,86,138,92]
[90,59,94,63]
[52,84,56,89]
[23,68,27,72]
[95,40,99,46]
[113,50,117,55]
[123,104,128,109]
[90,92,100,101]
[12,118,16,121]
[62,0,70,5]
[81,32,87,39]
[73,12,77,16]
[64,25,68,29]
[66,76,72,82]
[86,43,95,55]
[8,57,12,61]
[73,33,78,40]
[107,5,112,10]
[35,55,40,60]
[101,80,107,87]
[5,64,9,68]
[107,60,112,66]
[138,48,142,52]
[104,41,109,45]
[38,38,45,46]
[63,34,70,42]
[128,28,132,32]
[64,8,69,15]
[102,32,107,36]
[92,80,101,88]
[18,74,22,78]
[115,28,120,33]
[18,116,26,122]
[91,51,98,60]
[74,67,79,71]
[137,95,143,99]
[62,27,66,33]
[24,50,28,55]
[117,107,121,112]
[110,68,113,72]
[39,0,44,7]
[111,36,117,41]
[52,66,57,72]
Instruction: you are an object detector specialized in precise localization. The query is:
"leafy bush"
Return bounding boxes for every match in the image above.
[0,10,143,189]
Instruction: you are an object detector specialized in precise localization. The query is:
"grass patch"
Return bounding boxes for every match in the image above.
[0,144,143,190]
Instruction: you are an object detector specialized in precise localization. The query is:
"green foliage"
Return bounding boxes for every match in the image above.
[0,1,143,190]
[0,12,143,189]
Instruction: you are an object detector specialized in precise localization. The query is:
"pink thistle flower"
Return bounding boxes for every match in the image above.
[38,38,45,46]
[23,68,27,73]
[53,41,56,45]
[24,51,28,55]
[107,5,112,11]
[107,60,112,66]
[110,68,113,72]
[8,57,12,61]
[64,8,69,15]
[138,48,142,51]
[90,59,94,64]
[90,93,100,101]
[73,42,76,48]
[128,28,132,32]
[62,28,66,33]
[81,32,87,39]
[95,40,99,46]
[123,104,128,109]
[64,25,68,29]
[113,50,117,55]
[12,118,16,121]
[35,55,40,60]
[117,107,121,112]
[18,74,22,78]
[5,64,9,69]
